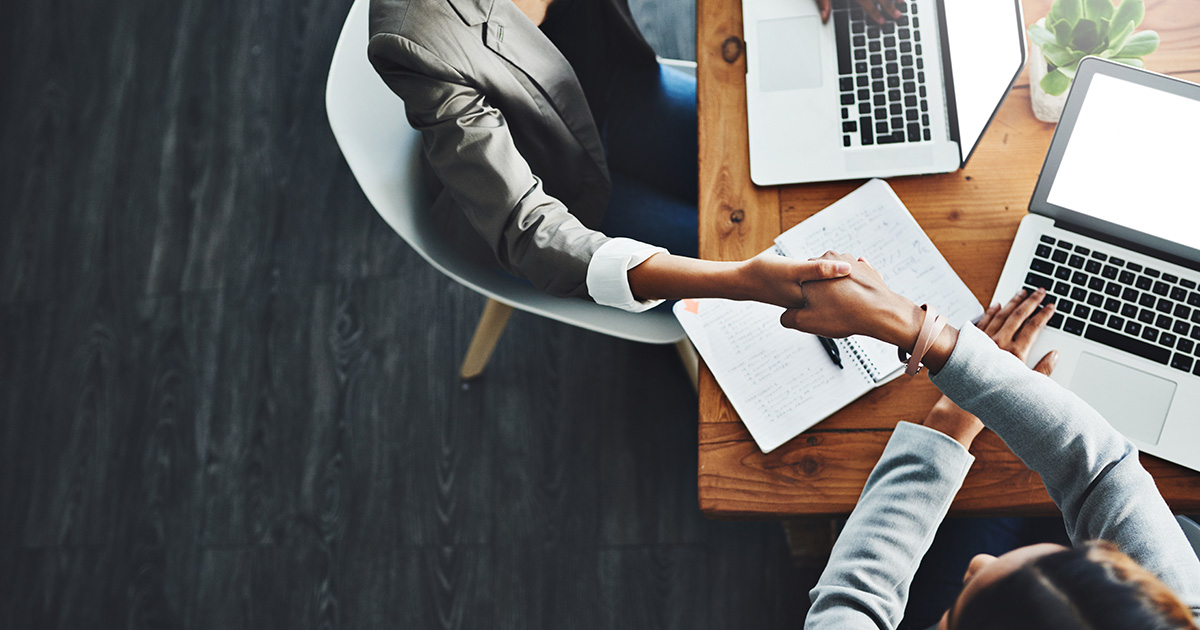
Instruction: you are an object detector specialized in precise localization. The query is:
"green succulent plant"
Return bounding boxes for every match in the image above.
[1028,0,1160,95]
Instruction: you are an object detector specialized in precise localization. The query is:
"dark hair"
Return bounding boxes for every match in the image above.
[952,541,1198,630]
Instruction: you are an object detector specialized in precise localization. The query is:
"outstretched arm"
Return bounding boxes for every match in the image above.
[805,421,975,630]
[929,320,1200,614]
[369,35,851,309]
[627,251,851,306]
[805,289,1058,629]
[783,252,1200,615]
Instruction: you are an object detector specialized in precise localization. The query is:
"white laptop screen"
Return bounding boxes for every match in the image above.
[941,0,1025,163]
[1046,72,1200,251]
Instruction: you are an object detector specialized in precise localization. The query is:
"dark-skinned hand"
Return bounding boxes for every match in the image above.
[921,288,1060,449]
[812,0,905,24]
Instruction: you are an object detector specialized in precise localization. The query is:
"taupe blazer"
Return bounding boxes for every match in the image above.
[368,0,653,298]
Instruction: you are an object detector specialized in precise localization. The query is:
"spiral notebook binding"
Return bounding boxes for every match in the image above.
[841,337,884,383]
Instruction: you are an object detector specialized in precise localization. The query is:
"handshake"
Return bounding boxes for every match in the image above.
[780,249,1058,370]
[780,251,1060,448]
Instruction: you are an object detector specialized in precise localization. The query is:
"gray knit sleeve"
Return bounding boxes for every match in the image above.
[805,422,975,629]
[931,324,1200,616]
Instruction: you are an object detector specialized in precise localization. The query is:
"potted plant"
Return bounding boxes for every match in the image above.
[1027,0,1159,122]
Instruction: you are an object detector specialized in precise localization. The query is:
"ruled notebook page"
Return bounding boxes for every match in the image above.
[674,179,981,453]
[775,178,983,381]
[674,298,876,453]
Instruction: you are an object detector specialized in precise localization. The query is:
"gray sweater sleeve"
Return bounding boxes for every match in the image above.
[805,422,976,629]
[931,324,1200,616]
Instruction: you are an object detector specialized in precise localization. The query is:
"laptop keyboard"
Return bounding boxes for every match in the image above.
[1024,234,1200,377]
[833,2,933,148]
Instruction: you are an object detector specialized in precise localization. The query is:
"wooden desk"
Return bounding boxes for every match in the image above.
[697,0,1200,518]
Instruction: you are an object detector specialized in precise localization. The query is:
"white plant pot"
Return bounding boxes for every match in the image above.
[1029,20,1070,123]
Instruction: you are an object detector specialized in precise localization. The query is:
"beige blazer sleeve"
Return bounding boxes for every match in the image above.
[368,33,610,298]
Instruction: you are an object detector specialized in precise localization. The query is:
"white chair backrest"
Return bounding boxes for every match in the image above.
[325,0,685,344]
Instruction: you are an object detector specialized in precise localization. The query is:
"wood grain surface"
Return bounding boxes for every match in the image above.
[698,0,1200,518]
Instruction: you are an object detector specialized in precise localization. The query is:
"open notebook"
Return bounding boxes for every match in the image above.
[675,179,983,453]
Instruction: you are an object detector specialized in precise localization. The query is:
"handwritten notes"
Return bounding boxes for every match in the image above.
[775,179,982,328]
[675,179,983,453]
[686,299,874,452]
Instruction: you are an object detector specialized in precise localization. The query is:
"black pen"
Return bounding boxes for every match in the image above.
[818,336,843,369]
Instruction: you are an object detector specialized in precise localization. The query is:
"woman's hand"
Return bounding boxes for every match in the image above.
[732,252,852,309]
[976,287,1060,372]
[626,252,850,307]
[922,395,986,450]
[813,0,906,24]
[778,251,925,348]
[921,288,1060,449]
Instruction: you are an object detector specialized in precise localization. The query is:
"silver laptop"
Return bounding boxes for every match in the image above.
[743,0,1025,185]
[993,57,1200,473]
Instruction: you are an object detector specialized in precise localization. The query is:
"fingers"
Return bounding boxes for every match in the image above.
[997,287,1046,342]
[815,250,855,263]
[780,306,837,336]
[815,0,832,22]
[856,0,886,23]
[795,258,851,282]
[856,256,885,282]
[976,302,1000,332]
[1014,299,1056,353]
[1033,350,1059,376]
[985,289,1027,336]
[809,251,859,269]
[780,308,807,332]
[876,0,903,19]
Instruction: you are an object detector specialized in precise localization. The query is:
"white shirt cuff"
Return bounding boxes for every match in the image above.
[586,238,669,312]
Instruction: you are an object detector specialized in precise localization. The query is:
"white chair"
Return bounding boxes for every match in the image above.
[325,0,696,381]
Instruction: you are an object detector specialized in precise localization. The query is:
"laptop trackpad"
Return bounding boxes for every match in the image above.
[845,144,934,171]
[757,17,822,92]
[1069,352,1176,445]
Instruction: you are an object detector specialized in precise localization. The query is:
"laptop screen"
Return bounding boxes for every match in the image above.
[1046,73,1200,251]
[940,0,1026,165]
[1033,59,1200,264]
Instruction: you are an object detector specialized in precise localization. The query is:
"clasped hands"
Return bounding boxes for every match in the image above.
[734,251,919,332]
[778,252,1061,449]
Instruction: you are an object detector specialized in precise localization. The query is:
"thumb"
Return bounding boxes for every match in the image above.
[796,259,851,283]
[780,307,814,332]
[1033,350,1059,376]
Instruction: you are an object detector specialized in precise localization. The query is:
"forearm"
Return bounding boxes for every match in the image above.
[626,253,750,302]
[930,325,1130,508]
[929,325,1200,605]
[920,395,984,449]
[627,252,850,306]
[862,296,960,374]
[806,422,975,629]
[783,256,1200,608]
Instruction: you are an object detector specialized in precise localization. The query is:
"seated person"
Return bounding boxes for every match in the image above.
[781,252,1200,630]
[366,0,903,311]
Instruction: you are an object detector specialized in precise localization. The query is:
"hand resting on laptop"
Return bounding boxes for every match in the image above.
[812,0,905,24]
[779,250,1200,629]
[917,287,1061,449]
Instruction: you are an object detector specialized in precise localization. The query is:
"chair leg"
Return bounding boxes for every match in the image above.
[460,299,515,380]
[674,338,699,392]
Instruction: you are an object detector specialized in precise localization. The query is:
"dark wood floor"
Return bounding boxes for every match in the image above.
[0,0,818,627]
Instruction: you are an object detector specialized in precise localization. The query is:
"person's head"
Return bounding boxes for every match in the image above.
[938,541,1198,630]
